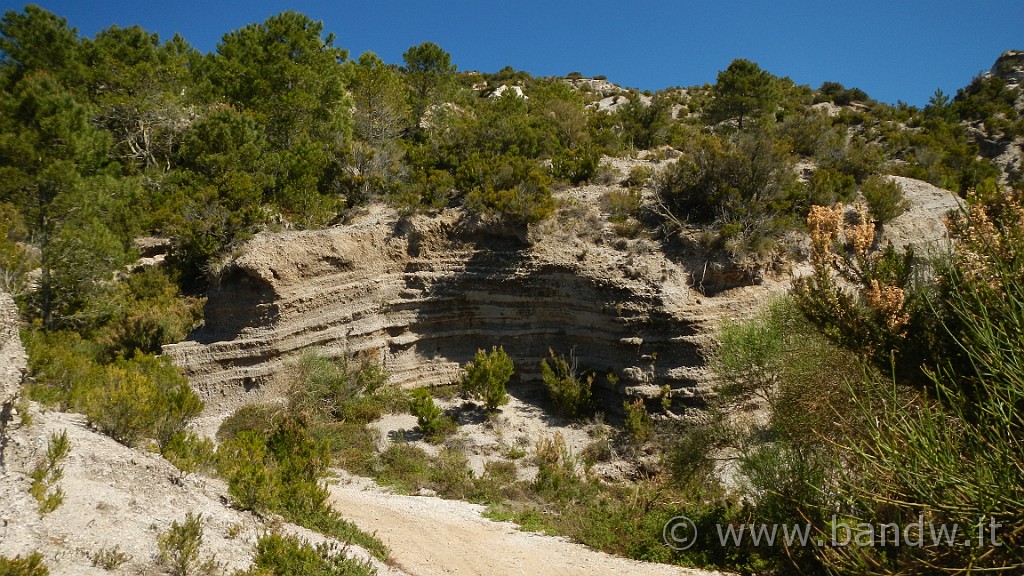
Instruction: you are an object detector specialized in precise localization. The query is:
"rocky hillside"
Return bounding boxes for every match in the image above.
[165,180,724,432]
[970,50,1024,182]
[165,167,963,437]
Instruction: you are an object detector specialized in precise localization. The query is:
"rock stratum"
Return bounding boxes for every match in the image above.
[165,203,717,423]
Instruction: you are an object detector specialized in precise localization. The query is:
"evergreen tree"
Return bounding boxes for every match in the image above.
[81,26,200,171]
[0,72,130,327]
[349,52,410,144]
[0,5,84,90]
[402,41,456,128]
[705,59,781,130]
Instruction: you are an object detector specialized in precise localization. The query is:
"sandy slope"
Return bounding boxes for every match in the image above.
[328,474,722,576]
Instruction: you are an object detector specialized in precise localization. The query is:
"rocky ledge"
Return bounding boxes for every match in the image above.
[164,205,716,421]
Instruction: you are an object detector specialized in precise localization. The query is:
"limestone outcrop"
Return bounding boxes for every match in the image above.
[165,205,712,419]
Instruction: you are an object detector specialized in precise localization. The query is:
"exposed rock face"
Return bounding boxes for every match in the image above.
[490,84,528,99]
[0,289,26,472]
[988,50,1024,89]
[165,206,709,421]
[880,176,964,254]
[975,50,1024,183]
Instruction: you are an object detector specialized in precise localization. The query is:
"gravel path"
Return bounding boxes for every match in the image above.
[328,474,722,576]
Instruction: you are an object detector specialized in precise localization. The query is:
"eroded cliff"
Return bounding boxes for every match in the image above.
[165,202,717,421]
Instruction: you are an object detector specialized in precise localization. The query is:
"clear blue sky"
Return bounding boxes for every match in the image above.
[7,0,1023,107]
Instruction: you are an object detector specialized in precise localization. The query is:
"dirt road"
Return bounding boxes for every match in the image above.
[328,475,721,576]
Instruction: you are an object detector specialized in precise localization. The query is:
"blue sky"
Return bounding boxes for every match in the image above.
[8,0,1023,106]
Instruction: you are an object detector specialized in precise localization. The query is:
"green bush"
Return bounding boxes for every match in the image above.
[162,431,217,476]
[604,188,642,223]
[860,174,910,224]
[409,388,455,442]
[315,421,378,476]
[240,533,375,576]
[291,350,390,423]
[87,354,203,447]
[0,553,48,576]
[429,448,476,499]
[392,168,455,212]
[539,349,593,419]
[219,429,277,513]
[28,430,69,514]
[157,513,220,576]
[25,331,202,448]
[463,155,556,225]
[215,415,389,561]
[623,399,652,442]
[622,165,654,188]
[97,267,204,359]
[460,346,514,411]
[375,442,432,492]
[817,135,884,184]
[551,144,600,185]
[656,128,801,264]
[804,167,856,208]
[216,403,284,443]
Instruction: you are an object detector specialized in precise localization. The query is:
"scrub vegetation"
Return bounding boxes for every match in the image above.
[2,5,1022,574]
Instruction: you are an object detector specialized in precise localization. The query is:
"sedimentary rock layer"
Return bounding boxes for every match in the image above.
[165,207,707,415]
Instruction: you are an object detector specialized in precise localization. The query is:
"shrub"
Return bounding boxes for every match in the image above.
[316,421,378,476]
[778,109,833,156]
[157,513,220,576]
[860,174,910,224]
[819,192,1024,574]
[0,553,48,576]
[616,95,671,149]
[216,403,284,443]
[219,430,278,513]
[463,156,556,226]
[551,145,600,185]
[392,168,455,212]
[818,135,884,184]
[162,432,217,476]
[533,432,583,498]
[623,399,652,442]
[84,354,202,447]
[28,430,69,514]
[215,415,389,561]
[376,442,432,492]
[656,129,801,264]
[604,188,642,223]
[89,546,131,570]
[804,168,856,208]
[97,267,204,359]
[539,349,593,419]
[429,448,476,498]
[460,346,514,411]
[24,334,202,447]
[291,350,389,423]
[409,388,456,442]
[622,165,654,188]
[241,533,375,576]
